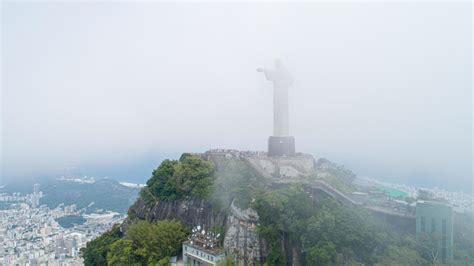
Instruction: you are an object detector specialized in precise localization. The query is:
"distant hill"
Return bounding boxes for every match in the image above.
[41,178,139,213]
[0,178,140,213]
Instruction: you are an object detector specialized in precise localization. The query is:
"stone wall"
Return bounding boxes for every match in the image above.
[246,153,316,179]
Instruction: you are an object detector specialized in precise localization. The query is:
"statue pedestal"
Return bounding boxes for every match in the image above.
[268,136,295,157]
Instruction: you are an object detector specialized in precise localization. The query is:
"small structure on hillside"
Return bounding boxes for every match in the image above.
[183,226,225,266]
[382,187,408,200]
[351,191,369,204]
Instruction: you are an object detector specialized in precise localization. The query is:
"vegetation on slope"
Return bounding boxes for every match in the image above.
[83,153,474,265]
[253,185,474,265]
[83,155,213,265]
[312,158,357,194]
[81,220,187,265]
[81,224,123,265]
[253,185,426,265]
[140,154,215,205]
[210,157,265,210]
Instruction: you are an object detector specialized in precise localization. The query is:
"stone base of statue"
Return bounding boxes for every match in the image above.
[268,136,295,157]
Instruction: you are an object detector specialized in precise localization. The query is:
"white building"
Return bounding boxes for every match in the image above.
[183,240,226,266]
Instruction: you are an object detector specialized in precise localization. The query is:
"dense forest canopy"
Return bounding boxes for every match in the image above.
[81,220,187,265]
[253,186,426,265]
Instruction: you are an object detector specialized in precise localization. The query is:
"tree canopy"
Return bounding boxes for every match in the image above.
[252,186,427,265]
[140,155,215,204]
[82,220,187,266]
[81,224,122,265]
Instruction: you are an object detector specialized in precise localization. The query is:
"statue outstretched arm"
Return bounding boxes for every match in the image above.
[257,68,276,81]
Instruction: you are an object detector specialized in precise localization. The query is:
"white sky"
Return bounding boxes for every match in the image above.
[1,2,472,192]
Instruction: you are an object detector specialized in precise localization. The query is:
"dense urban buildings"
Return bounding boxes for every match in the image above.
[0,184,125,265]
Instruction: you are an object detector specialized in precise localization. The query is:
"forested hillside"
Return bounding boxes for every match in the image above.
[82,154,474,265]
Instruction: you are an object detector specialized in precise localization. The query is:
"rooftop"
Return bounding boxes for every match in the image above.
[183,240,224,256]
[382,188,408,198]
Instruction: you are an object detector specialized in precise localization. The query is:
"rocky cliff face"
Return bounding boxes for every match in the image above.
[129,197,269,265]
[223,201,264,265]
[130,197,227,232]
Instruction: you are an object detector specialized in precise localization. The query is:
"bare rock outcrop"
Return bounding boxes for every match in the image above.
[130,197,227,231]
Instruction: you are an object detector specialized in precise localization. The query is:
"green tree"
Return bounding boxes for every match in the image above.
[141,159,179,204]
[140,155,214,204]
[252,186,415,265]
[83,220,187,265]
[375,245,427,265]
[107,239,136,266]
[81,224,122,265]
[124,220,188,264]
[173,155,214,199]
[416,232,442,264]
[153,220,188,257]
[306,242,337,265]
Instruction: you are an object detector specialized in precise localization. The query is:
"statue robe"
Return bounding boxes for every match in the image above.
[262,65,294,137]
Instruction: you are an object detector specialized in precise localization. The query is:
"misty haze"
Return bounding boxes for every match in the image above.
[1,1,472,266]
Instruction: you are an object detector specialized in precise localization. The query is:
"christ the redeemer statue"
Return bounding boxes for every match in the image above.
[258,59,295,156]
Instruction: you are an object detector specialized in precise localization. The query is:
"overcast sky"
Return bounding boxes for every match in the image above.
[2,2,472,192]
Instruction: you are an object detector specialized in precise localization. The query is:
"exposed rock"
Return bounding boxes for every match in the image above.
[223,201,262,265]
[130,197,227,232]
[129,197,267,265]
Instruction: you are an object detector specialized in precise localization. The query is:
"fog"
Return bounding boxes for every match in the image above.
[1,2,472,192]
